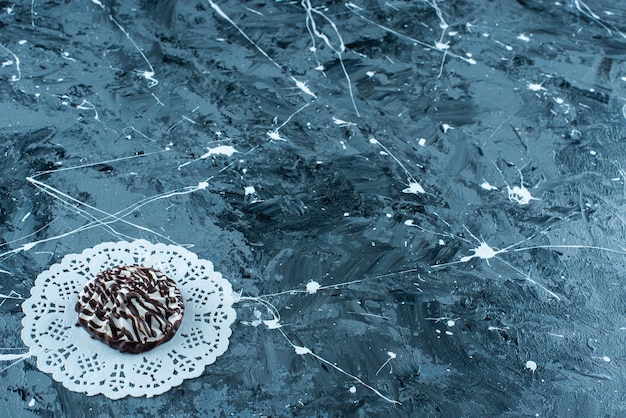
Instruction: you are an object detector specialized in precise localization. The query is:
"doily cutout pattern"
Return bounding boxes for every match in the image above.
[21,240,236,399]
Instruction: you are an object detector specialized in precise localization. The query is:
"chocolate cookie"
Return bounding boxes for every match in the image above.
[75,265,184,354]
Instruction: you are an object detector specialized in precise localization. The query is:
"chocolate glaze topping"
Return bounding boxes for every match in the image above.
[75,265,185,354]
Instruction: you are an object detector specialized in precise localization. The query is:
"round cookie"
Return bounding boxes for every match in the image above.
[75,265,185,354]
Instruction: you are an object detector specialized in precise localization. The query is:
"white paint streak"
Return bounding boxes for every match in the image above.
[209,0,315,98]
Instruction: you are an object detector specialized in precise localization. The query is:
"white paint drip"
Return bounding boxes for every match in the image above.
[244,186,256,196]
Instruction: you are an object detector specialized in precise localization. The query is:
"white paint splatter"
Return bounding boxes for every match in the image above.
[295,80,316,98]
[403,182,425,195]
[28,399,35,407]
[306,281,321,294]
[201,145,238,158]
[244,186,256,195]
[332,116,356,127]
[349,386,357,393]
[460,241,506,263]
[447,320,456,327]
[418,138,427,146]
[442,124,453,133]
[527,82,545,91]
[295,346,312,355]
[267,130,284,141]
[517,33,531,42]
[507,185,539,205]
[264,318,282,329]
[525,360,537,372]
[480,181,498,191]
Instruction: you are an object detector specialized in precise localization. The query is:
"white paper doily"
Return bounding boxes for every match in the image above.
[21,240,236,399]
